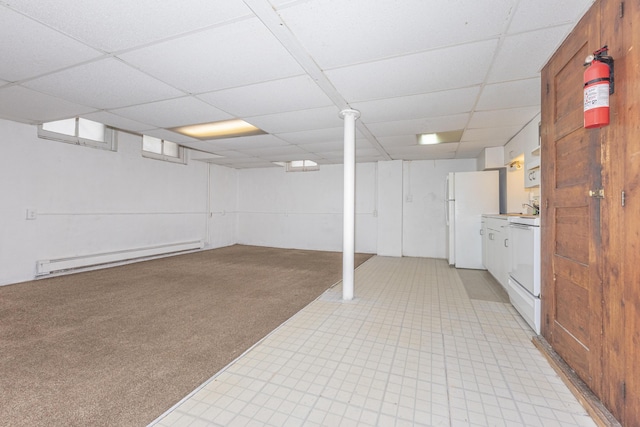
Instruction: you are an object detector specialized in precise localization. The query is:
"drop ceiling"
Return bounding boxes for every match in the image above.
[0,0,594,168]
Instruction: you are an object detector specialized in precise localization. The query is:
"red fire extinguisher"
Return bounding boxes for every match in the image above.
[583,46,614,129]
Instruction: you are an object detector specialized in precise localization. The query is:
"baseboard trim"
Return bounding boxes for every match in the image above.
[36,240,204,275]
[532,336,621,427]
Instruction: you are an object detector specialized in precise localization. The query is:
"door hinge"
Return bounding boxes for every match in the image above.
[619,2,624,18]
[621,190,626,207]
[589,188,605,198]
[622,381,626,400]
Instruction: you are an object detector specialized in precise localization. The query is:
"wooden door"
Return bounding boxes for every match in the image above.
[540,4,603,395]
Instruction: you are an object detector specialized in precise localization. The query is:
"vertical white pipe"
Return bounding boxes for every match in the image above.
[339,108,360,300]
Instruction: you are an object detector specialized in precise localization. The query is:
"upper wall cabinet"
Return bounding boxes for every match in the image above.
[525,126,541,188]
[504,113,542,164]
[477,147,505,170]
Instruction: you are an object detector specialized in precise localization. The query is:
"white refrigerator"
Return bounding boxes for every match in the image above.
[446,171,499,269]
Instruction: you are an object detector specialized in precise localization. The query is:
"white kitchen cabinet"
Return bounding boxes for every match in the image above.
[481,217,488,268]
[525,145,541,188]
[477,147,505,170]
[482,215,509,289]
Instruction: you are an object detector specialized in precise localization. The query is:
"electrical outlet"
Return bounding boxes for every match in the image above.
[26,209,37,220]
[406,195,413,203]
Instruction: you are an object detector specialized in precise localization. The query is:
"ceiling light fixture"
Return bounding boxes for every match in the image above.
[170,119,265,140]
[418,133,439,145]
[417,130,464,145]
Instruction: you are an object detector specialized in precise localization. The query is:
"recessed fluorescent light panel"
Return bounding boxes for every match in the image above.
[170,119,265,140]
[417,130,464,145]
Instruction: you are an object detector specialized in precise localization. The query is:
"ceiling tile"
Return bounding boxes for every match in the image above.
[387,143,459,160]
[248,106,342,134]
[476,78,541,111]
[315,148,380,160]
[367,114,470,138]
[4,0,253,52]
[80,111,156,132]
[110,96,232,128]
[118,18,304,94]
[508,0,594,34]
[461,126,524,143]
[239,144,308,157]
[228,161,279,169]
[203,149,250,159]
[198,75,333,117]
[0,86,95,123]
[276,127,346,145]
[181,141,227,154]
[377,135,423,149]
[354,87,480,124]
[325,40,498,102]
[277,0,513,69]
[23,58,184,109]
[294,138,373,153]
[204,134,291,150]
[0,7,102,82]
[140,128,201,144]
[468,106,539,129]
[487,25,574,83]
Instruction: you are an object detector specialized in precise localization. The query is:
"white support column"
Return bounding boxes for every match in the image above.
[339,108,360,300]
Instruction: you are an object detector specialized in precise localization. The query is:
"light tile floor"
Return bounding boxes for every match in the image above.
[150,256,596,427]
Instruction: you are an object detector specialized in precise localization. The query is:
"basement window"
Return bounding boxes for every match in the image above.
[142,135,185,164]
[38,117,116,151]
[285,160,319,172]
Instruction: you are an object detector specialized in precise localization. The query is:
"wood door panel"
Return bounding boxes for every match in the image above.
[555,206,589,264]
[553,41,589,140]
[555,133,590,188]
[553,255,588,285]
[552,320,591,381]
[555,275,589,344]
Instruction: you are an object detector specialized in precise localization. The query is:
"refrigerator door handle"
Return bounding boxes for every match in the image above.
[445,200,449,226]
[444,175,448,200]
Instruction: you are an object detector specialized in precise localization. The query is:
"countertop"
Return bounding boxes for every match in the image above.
[482,213,540,219]
[483,213,541,226]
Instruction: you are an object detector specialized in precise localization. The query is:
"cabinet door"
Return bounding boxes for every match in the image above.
[486,218,508,287]
[481,220,488,269]
[498,222,510,288]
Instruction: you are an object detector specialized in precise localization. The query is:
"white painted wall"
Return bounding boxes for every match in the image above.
[402,159,477,258]
[232,158,481,258]
[377,160,403,257]
[236,163,377,253]
[207,163,238,248]
[0,119,209,286]
[2,116,527,285]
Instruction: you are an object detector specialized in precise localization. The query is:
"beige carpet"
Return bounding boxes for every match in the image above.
[0,245,373,427]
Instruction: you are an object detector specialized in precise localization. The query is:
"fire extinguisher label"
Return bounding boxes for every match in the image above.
[584,83,609,111]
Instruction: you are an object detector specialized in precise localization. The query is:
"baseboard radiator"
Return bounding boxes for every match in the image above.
[36,240,204,275]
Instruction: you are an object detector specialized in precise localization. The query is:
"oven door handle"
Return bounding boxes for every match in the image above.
[509,224,532,230]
